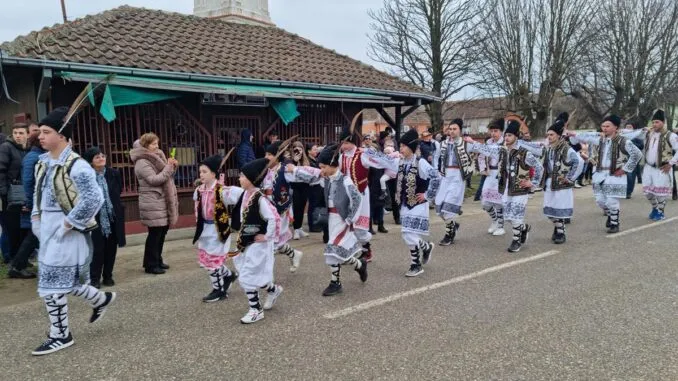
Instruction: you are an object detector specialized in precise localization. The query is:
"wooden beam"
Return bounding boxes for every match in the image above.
[36,68,52,120]
[375,106,396,129]
[401,105,419,120]
[395,106,402,141]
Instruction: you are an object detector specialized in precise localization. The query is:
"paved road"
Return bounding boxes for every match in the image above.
[1,187,677,380]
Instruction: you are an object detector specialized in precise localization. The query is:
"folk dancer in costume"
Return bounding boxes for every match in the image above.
[478,118,506,236]
[221,158,283,324]
[567,115,643,233]
[641,109,678,221]
[263,141,303,272]
[338,125,399,262]
[465,120,544,252]
[285,144,368,296]
[192,155,238,303]
[541,118,584,244]
[434,119,474,246]
[30,107,114,355]
[397,129,441,277]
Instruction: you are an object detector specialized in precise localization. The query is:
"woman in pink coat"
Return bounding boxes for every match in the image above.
[130,133,179,274]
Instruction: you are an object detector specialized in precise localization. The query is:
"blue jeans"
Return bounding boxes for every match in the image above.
[0,211,11,262]
[474,175,487,201]
[626,165,643,197]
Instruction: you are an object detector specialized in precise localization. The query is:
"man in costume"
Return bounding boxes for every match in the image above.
[568,115,643,233]
[640,109,678,220]
[541,118,585,244]
[465,120,544,252]
[434,119,474,246]
[285,144,368,296]
[396,129,440,276]
[338,124,399,262]
[193,155,238,303]
[263,141,303,272]
[31,107,114,355]
[222,158,283,324]
[478,118,506,236]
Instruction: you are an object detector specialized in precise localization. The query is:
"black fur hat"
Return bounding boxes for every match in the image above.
[505,120,521,136]
[603,115,622,128]
[39,106,73,140]
[201,155,223,175]
[400,128,419,152]
[241,158,270,187]
[317,144,340,167]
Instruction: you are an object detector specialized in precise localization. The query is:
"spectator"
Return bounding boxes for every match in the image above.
[7,131,43,278]
[289,141,311,239]
[419,130,437,167]
[0,123,29,263]
[83,147,126,288]
[264,130,279,153]
[236,128,256,169]
[130,133,179,275]
[306,143,325,233]
[625,120,645,198]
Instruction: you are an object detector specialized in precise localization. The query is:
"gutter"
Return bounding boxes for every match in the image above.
[0,55,441,103]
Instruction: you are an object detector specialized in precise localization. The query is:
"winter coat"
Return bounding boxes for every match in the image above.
[368,167,385,208]
[130,141,179,227]
[0,138,27,209]
[20,146,45,228]
[93,168,127,247]
[237,129,256,169]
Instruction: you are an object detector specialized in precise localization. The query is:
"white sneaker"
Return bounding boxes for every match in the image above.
[293,230,301,240]
[240,308,264,324]
[487,222,498,234]
[289,250,303,273]
[298,229,309,238]
[263,285,283,310]
[492,228,506,236]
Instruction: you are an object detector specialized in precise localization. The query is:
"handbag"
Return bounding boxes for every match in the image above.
[8,178,26,207]
[311,206,329,227]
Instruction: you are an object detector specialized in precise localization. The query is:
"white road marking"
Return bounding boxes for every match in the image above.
[323,250,561,319]
[607,216,678,238]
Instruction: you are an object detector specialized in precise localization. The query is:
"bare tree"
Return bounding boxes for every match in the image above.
[368,0,485,131]
[476,0,600,135]
[570,0,678,122]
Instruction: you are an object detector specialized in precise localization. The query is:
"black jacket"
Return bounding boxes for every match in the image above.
[368,167,385,207]
[0,139,27,208]
[95,168,126,247]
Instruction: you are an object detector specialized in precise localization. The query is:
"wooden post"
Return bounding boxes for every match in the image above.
[395,106,402,142]
[60,0,68,22]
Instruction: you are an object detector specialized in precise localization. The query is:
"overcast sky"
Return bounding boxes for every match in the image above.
[0,0,387,71]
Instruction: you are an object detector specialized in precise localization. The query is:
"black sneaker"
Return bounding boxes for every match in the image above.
[8,267,37,279]
[605,216,611,228]
[405,264,424,277]
[553,233,566,244]
[607,224,619,234]
[448,222,460,244]
[439,235,453,246]
[377,224,389,233]
[223,272,238,294]
[551,227,557,242]
[421,242,434,265]
[520,224,531,244]
[102,278,115,287]
[90,292,116,323]
[202,289,228,303]
[322,281,343,296]
[355,258,368,282]
[32,334,74,356]
[508,240,522,253]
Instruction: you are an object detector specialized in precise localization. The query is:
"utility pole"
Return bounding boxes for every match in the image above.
[60,0,68,22]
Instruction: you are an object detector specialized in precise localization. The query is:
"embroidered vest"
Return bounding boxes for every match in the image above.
[193,183,231,244]
[34,151,98,233]
[598,135,629,174]
[396,159,429,209]
[231,191,268,251]
[323,175,351,220]
[644,130,674,168]
[267,165,292,214]
[342,151,369,193]
[438,138,474,179]
[541,140,574,191]
[497,147,532,196]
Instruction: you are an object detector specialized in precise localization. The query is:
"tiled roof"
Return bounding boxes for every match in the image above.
[1,6,428,96]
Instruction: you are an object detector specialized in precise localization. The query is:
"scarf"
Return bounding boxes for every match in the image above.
[96,169,115,237]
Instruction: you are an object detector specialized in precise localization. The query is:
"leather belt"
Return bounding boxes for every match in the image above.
[489,166,498,170]
[447,166,460,169]
[204,220,214,225]
[328,208,338,213]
